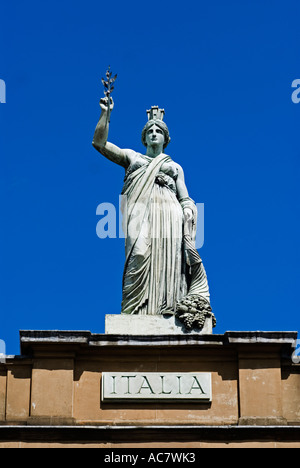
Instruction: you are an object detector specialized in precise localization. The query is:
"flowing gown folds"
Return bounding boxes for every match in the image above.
[121,153,187,315]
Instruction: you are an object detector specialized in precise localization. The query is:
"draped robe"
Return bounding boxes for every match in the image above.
[121,152,210,316]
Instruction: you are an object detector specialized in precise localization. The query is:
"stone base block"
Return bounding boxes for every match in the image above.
[105,314,213,335]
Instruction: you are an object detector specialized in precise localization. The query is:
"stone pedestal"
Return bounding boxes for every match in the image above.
[105,314,213,335]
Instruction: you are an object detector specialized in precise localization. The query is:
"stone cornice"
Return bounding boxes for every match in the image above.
[18,330,298,359]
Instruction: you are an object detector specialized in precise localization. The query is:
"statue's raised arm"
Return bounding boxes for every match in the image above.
[92,97,131,168]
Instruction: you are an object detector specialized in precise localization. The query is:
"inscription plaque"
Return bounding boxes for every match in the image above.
[101,372,212,402]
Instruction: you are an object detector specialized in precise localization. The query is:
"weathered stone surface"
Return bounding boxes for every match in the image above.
[0,371,6,421]
[6,366,31,421]
[31,359,74,419]
[105,314,212,335]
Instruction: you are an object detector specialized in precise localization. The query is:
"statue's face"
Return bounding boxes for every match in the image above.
[145,124,165,148]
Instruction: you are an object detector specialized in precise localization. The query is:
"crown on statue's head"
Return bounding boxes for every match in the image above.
[146,106,165,121]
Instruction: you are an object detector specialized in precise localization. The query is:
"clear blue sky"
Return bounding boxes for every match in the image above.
[1,0,299,355]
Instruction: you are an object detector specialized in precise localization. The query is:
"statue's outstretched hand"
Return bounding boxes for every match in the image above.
[99,96,114,113]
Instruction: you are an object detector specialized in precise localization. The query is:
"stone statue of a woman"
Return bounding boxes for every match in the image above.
[93,98,216,331]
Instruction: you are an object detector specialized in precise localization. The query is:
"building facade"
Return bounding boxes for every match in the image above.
[0,330,299,448]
